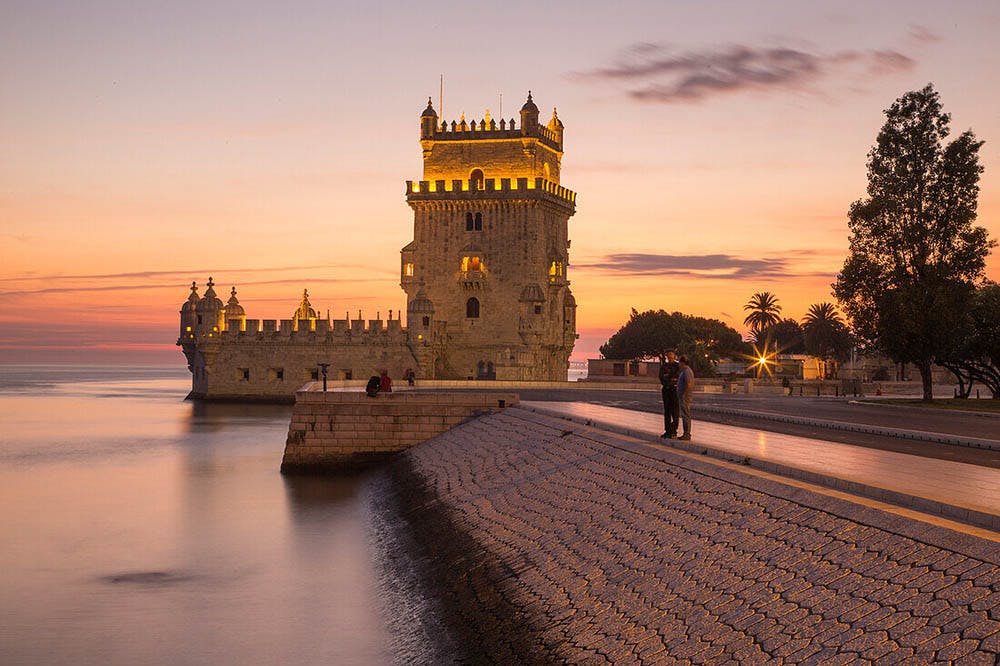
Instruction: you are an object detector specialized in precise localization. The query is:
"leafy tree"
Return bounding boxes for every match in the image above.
[802,303,854,363]
[743,292,782,335]
[753,318,805,354]
[939,282,1000,398]
[600,309,747,376]
[833,84,995,400]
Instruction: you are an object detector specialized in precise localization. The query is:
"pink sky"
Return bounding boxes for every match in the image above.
[2,1,999,364]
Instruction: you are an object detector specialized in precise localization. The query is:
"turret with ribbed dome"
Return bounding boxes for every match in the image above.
[420,97,438,140]
[195,277,225,333]
[292,289,318,330]
[224,286,246,331]
[519,91,539,136]
[179,281,200,338]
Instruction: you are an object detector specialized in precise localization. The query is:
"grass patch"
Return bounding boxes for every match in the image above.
[868,398,1000,414]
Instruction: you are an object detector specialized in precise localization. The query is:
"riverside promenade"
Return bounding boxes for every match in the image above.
[389,405,1000,663]
[522,402,1000,532]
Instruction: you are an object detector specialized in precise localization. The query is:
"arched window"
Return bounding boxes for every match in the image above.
[474,212,482,230]
[466,297,480,319]
[470,168,484,189]
[466,212,474,231]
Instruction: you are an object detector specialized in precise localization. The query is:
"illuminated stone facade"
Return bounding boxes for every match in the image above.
[178,93,577,399]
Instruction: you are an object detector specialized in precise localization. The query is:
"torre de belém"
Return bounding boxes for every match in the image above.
[178,92,578,400]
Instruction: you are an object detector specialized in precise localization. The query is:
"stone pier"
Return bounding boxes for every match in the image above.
[280,389,518,473]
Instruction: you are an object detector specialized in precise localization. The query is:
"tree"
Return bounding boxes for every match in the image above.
[753,318,805,354]
[743,292,782,335]
[833,84,995,400]
[802,303,854,364]
[600,309,747,376]
[939,282,1000,398]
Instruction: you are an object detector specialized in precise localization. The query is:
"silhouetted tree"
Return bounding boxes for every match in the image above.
[834,84,995,400]
[939,282,1000,398]
[600,309,747,376]
[753,318,805,354]
[743,292,782,335]
[802,303,854,363]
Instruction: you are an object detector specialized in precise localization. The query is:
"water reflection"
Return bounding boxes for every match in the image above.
[0,366,420,665]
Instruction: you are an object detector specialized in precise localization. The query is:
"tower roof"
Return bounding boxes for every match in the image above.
[196,277,224,312]
[408,289,435,314]
[520,91,538,114]
[225,286,245,317]
[292,288,317,320]
[547,107,564,130]
[182,281,200,312]
[421,97,437,118]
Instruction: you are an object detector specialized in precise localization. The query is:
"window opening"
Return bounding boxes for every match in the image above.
[466,297,480,319]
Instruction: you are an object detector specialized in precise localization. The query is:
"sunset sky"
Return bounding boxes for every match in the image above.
[2,1,999,364]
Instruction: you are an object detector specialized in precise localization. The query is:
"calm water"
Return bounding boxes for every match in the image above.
[0,366,455,665]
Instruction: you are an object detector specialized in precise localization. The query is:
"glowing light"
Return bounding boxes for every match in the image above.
[412,182,420,193]
[185,326,191,332]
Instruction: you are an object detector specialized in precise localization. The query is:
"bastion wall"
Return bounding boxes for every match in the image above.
[280,390,519,473]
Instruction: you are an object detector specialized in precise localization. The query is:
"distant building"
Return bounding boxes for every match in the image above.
[177,93,578,400]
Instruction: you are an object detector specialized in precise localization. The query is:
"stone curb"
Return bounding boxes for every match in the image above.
[516,404,1000,534]
[695,404,1000,451]
[848,398,1000,420]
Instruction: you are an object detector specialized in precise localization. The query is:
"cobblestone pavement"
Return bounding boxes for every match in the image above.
[395,408,1000,664]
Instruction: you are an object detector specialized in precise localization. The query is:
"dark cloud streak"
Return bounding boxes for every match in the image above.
[576,253,835,280]
[577,43,915,104]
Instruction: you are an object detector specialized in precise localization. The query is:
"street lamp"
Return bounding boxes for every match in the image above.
[317,363,330,392]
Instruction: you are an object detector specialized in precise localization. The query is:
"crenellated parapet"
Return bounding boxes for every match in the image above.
[407,177,576,209]
[428,116,561,151]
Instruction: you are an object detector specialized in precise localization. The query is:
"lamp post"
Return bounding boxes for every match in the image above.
[317,363,330,392]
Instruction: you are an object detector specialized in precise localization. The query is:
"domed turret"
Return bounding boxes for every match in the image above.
[420,97,438,140]
[224,286,246,332]
[182,281,199,313]
[225,286,245,317]
[408,289,435,314]
[195,277,224,334]
[180,281,200,338]
[292,289,317,321]
[520,91,539,136]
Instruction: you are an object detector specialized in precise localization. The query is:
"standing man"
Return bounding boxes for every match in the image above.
[677,355,695,441]
[658,350,680,438]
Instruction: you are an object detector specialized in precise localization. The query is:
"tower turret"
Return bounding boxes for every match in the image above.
[547,107,564,147]
[195,277,224,335]
[180,281,199,339]
[520,91,539,136]
[420,97,438,140]
[225,286,246,332]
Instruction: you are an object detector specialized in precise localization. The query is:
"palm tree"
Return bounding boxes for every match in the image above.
[743,292,782,334]
[802,302,842,328]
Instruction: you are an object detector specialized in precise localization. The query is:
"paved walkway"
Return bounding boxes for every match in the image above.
[521,401,1000,532]
[394,409,1000,663]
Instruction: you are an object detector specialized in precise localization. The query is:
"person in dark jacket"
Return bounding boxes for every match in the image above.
[677,355,695,440]
[658,350,680,438]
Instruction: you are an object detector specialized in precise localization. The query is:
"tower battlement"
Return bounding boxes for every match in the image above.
[426,116,562,151]
[407,177,576,207]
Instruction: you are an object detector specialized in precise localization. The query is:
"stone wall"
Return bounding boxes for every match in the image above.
[280,390,519,473]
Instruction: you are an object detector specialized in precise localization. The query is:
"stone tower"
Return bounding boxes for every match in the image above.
[403,92,578,380]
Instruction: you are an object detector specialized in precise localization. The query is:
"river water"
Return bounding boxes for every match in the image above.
[0,365,456,665]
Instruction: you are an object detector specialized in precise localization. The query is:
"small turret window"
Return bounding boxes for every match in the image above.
[403,262,414,277]
[466,297,480,319]
[470,169,484,189]
[475,212,482,230]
